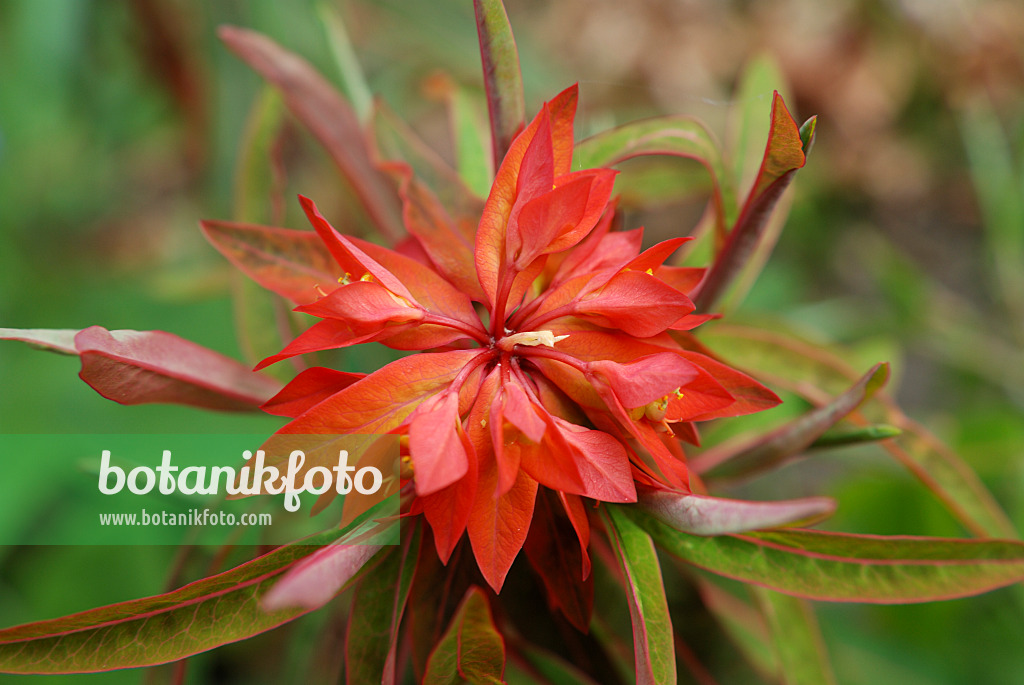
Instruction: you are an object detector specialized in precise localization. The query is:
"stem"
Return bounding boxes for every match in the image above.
[489,267,519,337]
[516,344,589,373]
[421,313,491,345]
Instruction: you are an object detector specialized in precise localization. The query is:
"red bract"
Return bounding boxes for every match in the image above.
[259,84,780,592]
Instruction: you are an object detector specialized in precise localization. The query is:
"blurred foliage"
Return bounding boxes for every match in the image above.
[0,0,1022,683]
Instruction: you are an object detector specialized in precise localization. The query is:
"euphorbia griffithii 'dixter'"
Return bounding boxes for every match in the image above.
[252,85,779,592]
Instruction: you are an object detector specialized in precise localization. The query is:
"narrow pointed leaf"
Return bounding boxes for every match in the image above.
[753,588,837,685]
[473,0,525,168]
[631,508,1024,603]
[0,500,393,674]
[702,323,1017,538]
[423,586,506,685]
[694,93,811,312]
[346,523,422,685]
[639,488,836,536]
[218,26,404,241]
[809,424,902,449]
[693,363,889,482]
[603,505,676,685]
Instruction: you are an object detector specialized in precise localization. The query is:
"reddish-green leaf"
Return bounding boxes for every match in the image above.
[259,513,398,611]
[0,500,393,674]
[74,327,282,411]
[424,586,506,685]
[1,327,282,411]
[638,487,835,536]
[753,588,837,685]
[694,93,812,312]
[346,522,423,685]
[218,26,404,241]
[573,116,732,235]
[693,363,890,483]
[633,508,1024,603]
[201,221,339,304]
[603,505,676,685]
[473,0,525,168]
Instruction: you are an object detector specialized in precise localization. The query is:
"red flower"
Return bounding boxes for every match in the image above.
[258,85,779,591]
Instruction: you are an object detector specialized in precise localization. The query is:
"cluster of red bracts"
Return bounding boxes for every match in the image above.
[258,85,779,592]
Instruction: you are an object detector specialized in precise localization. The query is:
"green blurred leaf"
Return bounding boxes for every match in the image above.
[695,579,776,679]
[316,1,373,122]
[633,508,1024,602]
[517,644,603,685]
[960,95,1024,327]
[473,0,525,168]
[424,586,506,685]
[754,588,836,685]
[603,505,676,685]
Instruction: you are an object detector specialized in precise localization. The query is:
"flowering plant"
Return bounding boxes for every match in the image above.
[1,2,1022,683]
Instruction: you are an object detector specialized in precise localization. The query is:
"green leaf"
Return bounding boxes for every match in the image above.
[695,579,776,679]
[574,115,731,235]
[632,508,1024,603]
[232,85,286,226]
[0,499,394,674]
[473,0,526,168]
[693,363,890,484]
[702,323,1018,539]
[809,424,902,449]
[218,26,404,242]
[753,588,836,685]
[445,81,494,198]
[603,505,676,685]
[424,586,506,685]
[316,1,372,122]
[516,644,602,685]
[960,95,1024,327]
[693,94,811,312]
[346,522,422,685]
